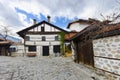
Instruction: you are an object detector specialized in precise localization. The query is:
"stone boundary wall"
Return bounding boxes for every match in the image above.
[93,35,120,80]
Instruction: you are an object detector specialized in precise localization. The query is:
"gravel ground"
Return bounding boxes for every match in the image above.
[0,56,104,80]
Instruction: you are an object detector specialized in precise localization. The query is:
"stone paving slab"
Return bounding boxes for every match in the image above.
[0,56,103,80]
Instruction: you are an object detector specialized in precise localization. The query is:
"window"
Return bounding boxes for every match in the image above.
[28,46,36,52]
[41,26,45,32]
[55,36,59,41]
[9,47,16,52]
[42,36,46,41]
[26,36,30,41]
[53,45,60,53]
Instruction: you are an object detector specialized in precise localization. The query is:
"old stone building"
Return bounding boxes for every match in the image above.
[68,19,120,79]
[92,23,120,80]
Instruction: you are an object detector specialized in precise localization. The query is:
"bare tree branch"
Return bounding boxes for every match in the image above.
[100,13,106,20]
[116,0,120,4]
[0,25,11,40]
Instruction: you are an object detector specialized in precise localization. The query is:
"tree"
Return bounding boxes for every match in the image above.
[100,12,120,23]
[0,25,11,40]
[100,0,120,23]
[0,25,12,56]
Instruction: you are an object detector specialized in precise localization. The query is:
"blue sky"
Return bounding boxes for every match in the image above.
[0,0,120,38]
[15,7,77,29]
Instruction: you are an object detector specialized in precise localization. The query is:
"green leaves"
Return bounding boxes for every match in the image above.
[59,32,65,55]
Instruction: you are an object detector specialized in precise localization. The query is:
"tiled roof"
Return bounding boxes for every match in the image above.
[96,23,120,34]
[0,41,11,45]
[70,22,120,40]
[0,38,15,44]
[0,38,5,41]
[64,32,78,40]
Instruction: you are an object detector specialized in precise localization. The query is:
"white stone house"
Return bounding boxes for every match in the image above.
[17,19,68,57]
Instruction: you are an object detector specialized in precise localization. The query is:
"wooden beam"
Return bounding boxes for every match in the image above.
[26,32,60,34]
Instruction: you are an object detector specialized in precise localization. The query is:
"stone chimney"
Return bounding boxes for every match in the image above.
[47,16,51,23]
[33,19,36,25]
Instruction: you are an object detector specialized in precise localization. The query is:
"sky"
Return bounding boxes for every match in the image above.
[0,0,120,39]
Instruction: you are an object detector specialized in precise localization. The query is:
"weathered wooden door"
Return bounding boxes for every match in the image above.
[43,46,49,56]
[77,41,94,67]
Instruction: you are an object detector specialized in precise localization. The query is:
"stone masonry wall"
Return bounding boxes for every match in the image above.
[93,35,120,80]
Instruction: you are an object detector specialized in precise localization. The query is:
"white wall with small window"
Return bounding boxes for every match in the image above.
[26,34,60,42]
[25,34,61,56]
[26,45,60,56]
[10,44,25,57]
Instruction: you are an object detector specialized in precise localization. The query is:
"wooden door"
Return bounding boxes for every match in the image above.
[43,46,49,56]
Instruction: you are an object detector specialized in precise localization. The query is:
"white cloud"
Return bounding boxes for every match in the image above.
[0,0,120,38]
[78,6,96,19]
[18,13,33,27]
[0,1,23,26]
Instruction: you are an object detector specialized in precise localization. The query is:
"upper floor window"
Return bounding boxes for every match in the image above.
[26,36,30,41]
[28,46,36,52]
[42,36,46,41]
[55,36,59,41]
[41,26,45,32]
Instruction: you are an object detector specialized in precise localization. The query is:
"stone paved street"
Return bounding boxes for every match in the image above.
[0,56,103,80]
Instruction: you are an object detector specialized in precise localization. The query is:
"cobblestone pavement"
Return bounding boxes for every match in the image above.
[0,56,99,80]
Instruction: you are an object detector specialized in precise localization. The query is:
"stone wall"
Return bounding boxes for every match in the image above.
[93,35,120,80]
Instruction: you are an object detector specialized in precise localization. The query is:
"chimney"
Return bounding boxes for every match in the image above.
[47,16,50,23]
[33,19,36,25]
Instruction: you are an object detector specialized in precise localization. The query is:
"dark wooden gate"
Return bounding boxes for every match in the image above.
[43,46,49,56]
[76,41,94,67]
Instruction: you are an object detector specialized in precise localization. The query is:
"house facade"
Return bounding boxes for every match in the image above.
[17,20,68,57]
[69,19,120,79]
